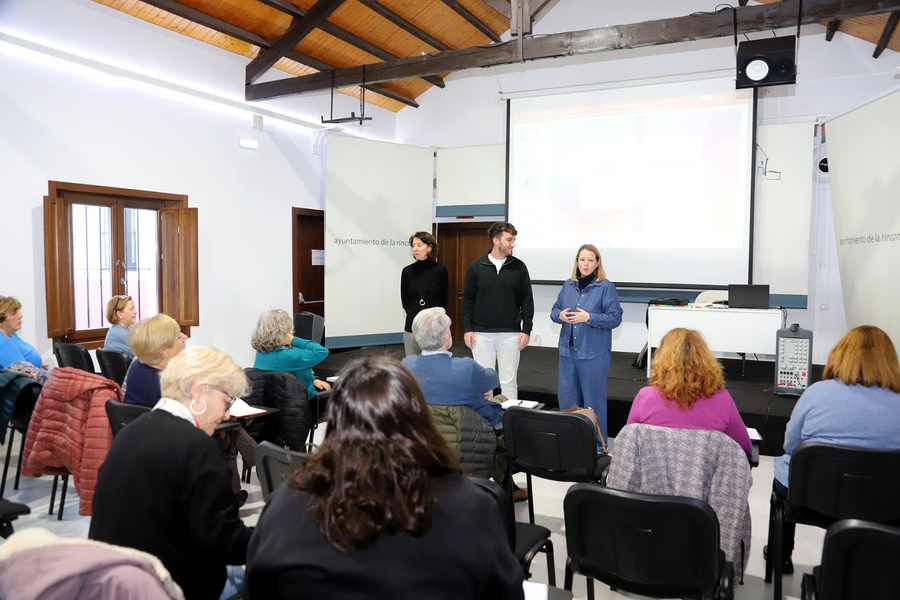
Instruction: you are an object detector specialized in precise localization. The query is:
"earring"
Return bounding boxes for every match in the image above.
[190,398,207,415]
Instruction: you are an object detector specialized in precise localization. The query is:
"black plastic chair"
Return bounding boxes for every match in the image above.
[254,440,310,502]
[502,407,610,523]
[104,398,150,437]
[53,342,95,373]
[801,519,900,600]
[293,311,325,345]
[0,498,30,538]
[1,381,41,498]
[471,477,556,585]
[242,368,313,457]
[96,349,131,386]
[765,442,900,600]
[563,483,734,600]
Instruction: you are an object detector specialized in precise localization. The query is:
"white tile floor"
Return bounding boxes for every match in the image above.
[2,428,823,600]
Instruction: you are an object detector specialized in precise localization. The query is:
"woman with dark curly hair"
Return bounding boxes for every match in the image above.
[626,327,752,455]
[244,355,524,600]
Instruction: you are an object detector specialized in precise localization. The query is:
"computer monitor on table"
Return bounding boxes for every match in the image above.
[727,284,770,309]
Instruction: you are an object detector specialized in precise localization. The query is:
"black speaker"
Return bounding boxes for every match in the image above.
[736,37,796,89]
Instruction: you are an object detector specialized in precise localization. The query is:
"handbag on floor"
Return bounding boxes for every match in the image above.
[562,406,608,454]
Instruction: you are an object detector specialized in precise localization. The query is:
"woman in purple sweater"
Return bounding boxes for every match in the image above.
[627,327,752,455]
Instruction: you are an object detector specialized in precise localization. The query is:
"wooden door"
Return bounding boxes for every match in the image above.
[292,208,325,318]
[435,222,492,340]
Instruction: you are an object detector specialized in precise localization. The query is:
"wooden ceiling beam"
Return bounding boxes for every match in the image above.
[438,0,503,43]
[355,0,452,51]
[873,10,900,57]
[247,0,348,84]
[286,50,419,107]
[140,0,417,107]
[138,0,271,47]
[480,0,511,19]
[256,0,445,88]
[246,0,900,101]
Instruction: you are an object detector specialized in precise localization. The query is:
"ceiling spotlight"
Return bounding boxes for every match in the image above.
[239,138,258,150]
[745,58,770,82]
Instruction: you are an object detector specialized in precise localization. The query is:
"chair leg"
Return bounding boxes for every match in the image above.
[526,472,535,524]
[586,576,595,600]
[49,475,59,515]
[544,540,556,587]
[0,428,14,498]
[564,559,573,591]
[57,475,69,520]
[768,490,785,600]
[13,431,26,490]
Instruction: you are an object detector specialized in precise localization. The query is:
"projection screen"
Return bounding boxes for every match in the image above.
[508,78,755,287]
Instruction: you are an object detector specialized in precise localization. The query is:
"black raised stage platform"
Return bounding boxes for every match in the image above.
[315,342,820,456]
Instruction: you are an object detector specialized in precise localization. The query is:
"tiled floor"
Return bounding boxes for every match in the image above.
[2,429,823,600]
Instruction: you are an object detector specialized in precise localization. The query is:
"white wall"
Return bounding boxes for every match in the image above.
[2,0,899,365]
[0,0,397,367]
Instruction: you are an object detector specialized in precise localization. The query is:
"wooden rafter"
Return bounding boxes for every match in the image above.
[137,0,417,107]
[355,0,452,51]
[438,0,502,43]
[873,10,900,57]
[256,0,446,88]
[247,0,900,101]
[480,0,511,19]
[247,0,348,84]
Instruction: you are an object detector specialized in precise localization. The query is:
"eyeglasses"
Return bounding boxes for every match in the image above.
[221,390,238,412]
[115,295,130,309]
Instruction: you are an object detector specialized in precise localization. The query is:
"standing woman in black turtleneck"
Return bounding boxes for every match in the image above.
[550,244,623,447]
[400,232,448,355]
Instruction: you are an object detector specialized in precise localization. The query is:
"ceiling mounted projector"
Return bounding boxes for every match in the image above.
[736,36,797,89]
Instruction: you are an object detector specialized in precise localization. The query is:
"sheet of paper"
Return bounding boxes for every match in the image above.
[229,397,266,418]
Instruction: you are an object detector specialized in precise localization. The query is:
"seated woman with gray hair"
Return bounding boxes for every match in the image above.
[251,309,330,402]
[90,346,253,600]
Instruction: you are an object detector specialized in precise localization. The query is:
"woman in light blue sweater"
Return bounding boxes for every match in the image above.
[771,325,900,571]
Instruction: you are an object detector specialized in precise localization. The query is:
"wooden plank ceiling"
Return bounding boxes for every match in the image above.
[92,0,900,113]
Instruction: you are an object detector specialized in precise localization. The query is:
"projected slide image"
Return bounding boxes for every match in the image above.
[508,79,753,284]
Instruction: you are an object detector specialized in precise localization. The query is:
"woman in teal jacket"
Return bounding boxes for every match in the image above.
[251,309,330,400]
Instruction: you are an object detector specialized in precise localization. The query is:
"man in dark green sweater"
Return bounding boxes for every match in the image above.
[461,222,534,400]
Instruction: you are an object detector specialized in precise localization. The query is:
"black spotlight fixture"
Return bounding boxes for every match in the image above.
[736,36,797,89]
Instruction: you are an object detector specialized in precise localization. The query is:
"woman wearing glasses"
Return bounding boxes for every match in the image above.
[103,294,137,358]
[91,346,253,600]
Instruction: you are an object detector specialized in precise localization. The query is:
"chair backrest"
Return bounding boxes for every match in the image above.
[695,290,729,304]
[104,398,151,437]
[293,311,325,345]
[788,441,900,525]
[10,382,42,430]
[814,519,900,600]
[53,342,95,373]
[95,349,131,386]
[254,440,309,502]
[428,404,496,479]
[243,368,312,450]
[564,482,725,599]
[502,407,600,483]
[470,478,516,552]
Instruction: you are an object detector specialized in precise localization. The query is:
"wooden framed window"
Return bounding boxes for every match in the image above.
[43,181,198,347]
